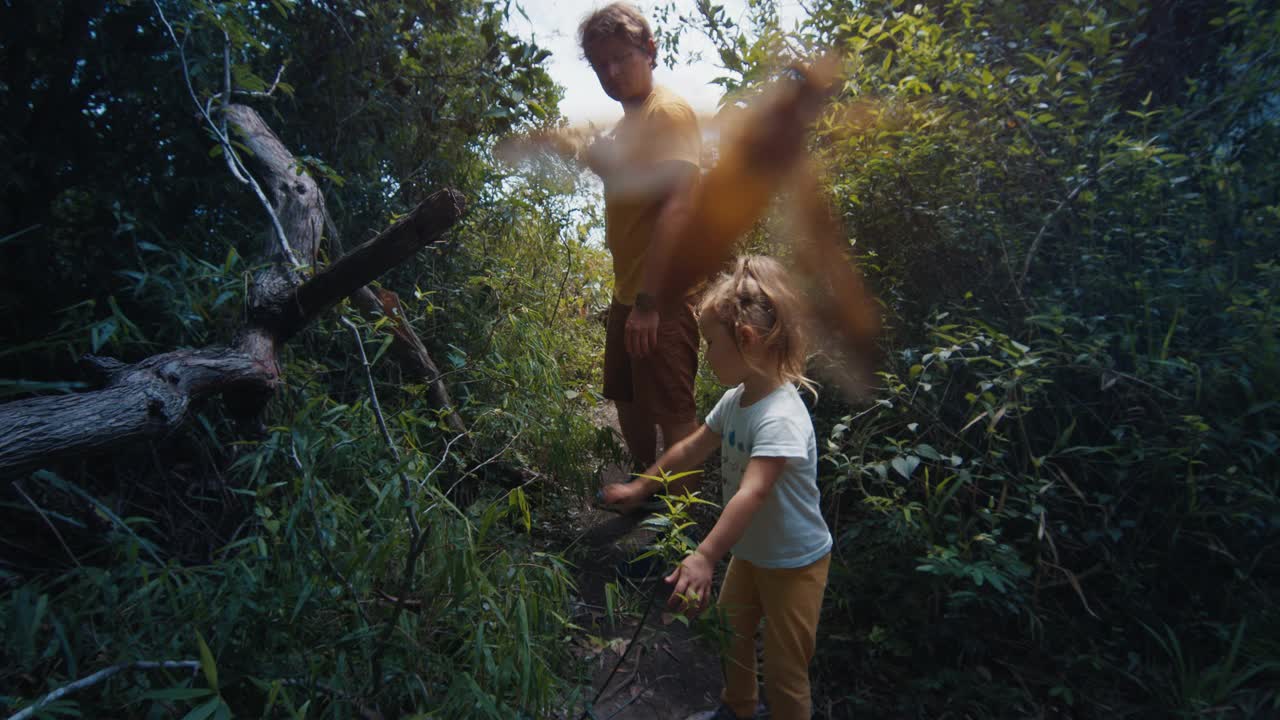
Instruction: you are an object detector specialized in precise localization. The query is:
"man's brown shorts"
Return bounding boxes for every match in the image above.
[602,299,700,424]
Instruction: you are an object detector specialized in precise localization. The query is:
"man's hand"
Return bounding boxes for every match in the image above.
[494,126,600,167]
[665,551,714,616]
[580,132,614,176]
[625,306,660,358]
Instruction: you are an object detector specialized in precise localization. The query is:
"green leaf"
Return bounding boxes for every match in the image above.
[196,631,218,692]
[143,688,215,702]
[891,455,920,480]
[914,444,942,461]
[986,571,1008,593]
[369,333,395,366]
[509,487,531,532]
[182,697,221,720]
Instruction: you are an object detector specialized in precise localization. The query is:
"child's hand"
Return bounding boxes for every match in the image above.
[665,551,714,616]
[599,481,643,507]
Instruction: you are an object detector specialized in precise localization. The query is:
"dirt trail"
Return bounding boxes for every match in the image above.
[554,402,725,720]
[564,505,724,720]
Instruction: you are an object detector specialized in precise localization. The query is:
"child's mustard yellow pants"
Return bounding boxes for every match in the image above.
[717,552,831,720]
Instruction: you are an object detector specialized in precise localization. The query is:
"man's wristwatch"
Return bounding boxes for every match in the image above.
[634,292,658,313]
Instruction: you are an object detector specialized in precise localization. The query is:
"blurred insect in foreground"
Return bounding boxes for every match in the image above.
[496,59,881,399]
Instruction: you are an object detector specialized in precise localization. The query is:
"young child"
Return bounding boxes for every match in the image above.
[601,256,833,720]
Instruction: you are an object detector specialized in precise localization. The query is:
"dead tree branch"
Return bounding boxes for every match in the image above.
[222,102,468,433]
[0,102,467,477]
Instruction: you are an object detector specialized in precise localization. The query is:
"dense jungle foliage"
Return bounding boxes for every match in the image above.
[2,0,1277,718]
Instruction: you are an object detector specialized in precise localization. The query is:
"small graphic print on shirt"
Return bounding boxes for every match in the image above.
[723,426,748,479]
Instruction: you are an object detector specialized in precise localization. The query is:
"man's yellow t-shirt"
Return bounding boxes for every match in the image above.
[603,85,701,306]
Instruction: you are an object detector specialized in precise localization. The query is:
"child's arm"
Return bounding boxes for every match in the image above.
[600,423,720,506]
[665,456,785,612]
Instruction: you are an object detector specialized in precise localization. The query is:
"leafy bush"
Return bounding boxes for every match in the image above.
[1,1,605,717]
[679,0,1280,715]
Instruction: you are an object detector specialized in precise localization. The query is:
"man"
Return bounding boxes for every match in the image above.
[578,2,703,476]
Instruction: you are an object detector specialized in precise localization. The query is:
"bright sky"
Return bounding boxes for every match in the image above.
[505,1,808,126]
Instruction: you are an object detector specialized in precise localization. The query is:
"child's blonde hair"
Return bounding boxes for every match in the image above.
[578,2,658,70]
[698,256,816,396]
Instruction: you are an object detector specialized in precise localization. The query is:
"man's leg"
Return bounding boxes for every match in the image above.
[657,419,697,458]
[647,300,701,465]
[603,301,656,470]
[612,298,699,485]
[615,399,657,469]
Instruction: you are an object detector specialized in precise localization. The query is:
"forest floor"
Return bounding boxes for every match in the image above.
[544,401,729,720]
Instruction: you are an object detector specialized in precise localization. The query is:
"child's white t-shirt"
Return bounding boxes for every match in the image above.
[704,383,832,569]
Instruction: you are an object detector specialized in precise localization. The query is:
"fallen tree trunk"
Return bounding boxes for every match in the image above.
[0,104,467,477]
[0,349,272,474]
